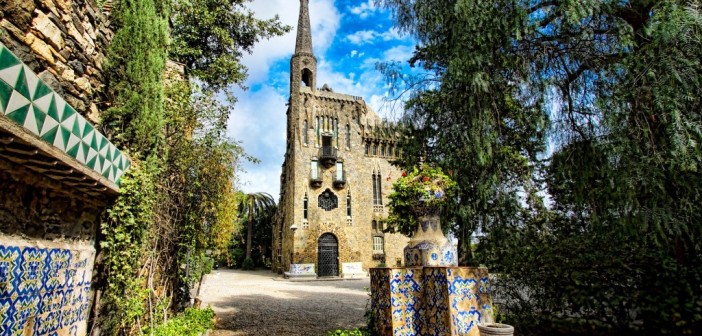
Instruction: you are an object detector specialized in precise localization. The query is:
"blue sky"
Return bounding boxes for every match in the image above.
[228,0,415,198]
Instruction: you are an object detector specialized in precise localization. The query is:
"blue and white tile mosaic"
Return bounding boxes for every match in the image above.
[371,267,493,336]
[0,244,93,336]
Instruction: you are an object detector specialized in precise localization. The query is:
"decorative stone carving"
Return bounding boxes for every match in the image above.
[318,189,338,211]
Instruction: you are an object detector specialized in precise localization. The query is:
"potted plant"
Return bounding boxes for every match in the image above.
[387,164,457,266]
[386,164,456,235]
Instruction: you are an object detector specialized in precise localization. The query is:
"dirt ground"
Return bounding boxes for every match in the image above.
[198,269,370,336]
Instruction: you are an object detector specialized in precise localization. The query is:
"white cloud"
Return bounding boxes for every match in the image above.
[384,44,414,62]
[346,30,378,45]
[346,27,405,45]
[227,85,287,197]
[350,50,358,57]
[349,0,380,19]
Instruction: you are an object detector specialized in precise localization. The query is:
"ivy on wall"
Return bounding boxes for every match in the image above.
[93,0,289,333]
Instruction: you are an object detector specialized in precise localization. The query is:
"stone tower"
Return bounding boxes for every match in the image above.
[272,0,408,277]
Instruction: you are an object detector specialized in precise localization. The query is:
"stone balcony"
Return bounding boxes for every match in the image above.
[310,169,322,188]
[319,146,337,167]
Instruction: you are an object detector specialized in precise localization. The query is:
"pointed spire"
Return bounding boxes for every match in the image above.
[295,0,314,56]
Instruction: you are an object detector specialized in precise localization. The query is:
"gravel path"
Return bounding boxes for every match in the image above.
[198,269,370,336]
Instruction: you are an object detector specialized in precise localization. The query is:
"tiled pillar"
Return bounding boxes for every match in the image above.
[371,267,493,336]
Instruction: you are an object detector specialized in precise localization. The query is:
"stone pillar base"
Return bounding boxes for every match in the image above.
[370,267,493,336]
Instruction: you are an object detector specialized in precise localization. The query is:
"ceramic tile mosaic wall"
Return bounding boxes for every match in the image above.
[370,267,493,336]
[0,243,94,336]
[0,42,129,186]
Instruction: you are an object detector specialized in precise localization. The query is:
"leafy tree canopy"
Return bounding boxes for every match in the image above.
[169,0,291,92]
[378,0,702,334]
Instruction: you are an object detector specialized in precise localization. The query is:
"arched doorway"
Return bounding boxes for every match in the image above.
[317,233,339,277]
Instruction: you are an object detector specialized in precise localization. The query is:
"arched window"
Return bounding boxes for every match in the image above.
[388,145,393,157]
[346,191,352,217]
[372,172,383,205]
[303,120,308,145]
[372,173,378,205]
[372,143,378,156]
[302,68,313,87]
[345,125,351,149]
[365,142,370,156]
[334,118,339,147]
[316,117,320,144]
[380,144,386,157]
[372,220,377,232]
[303,193,309,220]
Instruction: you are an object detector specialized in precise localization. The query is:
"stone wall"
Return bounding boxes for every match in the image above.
[0,166,101,335]
[0,0,111,334]
[0,0,112,124]
[275,87,410,275]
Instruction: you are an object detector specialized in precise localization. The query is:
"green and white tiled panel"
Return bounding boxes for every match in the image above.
[0,42,129,185]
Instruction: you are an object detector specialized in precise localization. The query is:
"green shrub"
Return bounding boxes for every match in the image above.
[146,307,215,336]
[241,257,255,270]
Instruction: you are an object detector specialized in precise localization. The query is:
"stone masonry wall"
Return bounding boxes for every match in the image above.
[0,0,112,123]
[0,165,101,335]
[277,88,410,274]
[0,0,111,334]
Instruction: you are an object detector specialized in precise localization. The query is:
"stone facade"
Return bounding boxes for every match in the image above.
[272,0,409,275]
[0,0,112,123]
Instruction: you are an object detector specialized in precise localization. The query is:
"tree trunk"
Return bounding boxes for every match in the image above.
[246,210,253,259]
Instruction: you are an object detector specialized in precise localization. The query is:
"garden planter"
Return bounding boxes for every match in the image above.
[478,323,514,336]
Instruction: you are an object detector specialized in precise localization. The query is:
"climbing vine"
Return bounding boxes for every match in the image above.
[98,157,160,335]
[94,0,288,333]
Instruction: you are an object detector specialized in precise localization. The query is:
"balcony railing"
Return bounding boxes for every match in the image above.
[319,146,337,167]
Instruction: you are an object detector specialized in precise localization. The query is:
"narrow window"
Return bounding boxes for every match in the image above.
[388,145,393,157]
[380,144,385,157]
[365,142,370,156]
[373,172,383,205]
[346,191,352,217]
[335,118,339,147]
[372,220,377,232]
[377,174,383,205]
[372,143,378,156]
[303,193,309,220]
[336,162,344,181]
[345,124,351,149]
[316,117,320,145]
[373,236,384,253]
[303,120,308,145]
[311,160,319,179]
[373,173,378,204]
